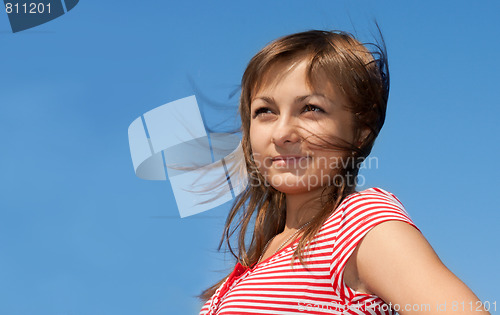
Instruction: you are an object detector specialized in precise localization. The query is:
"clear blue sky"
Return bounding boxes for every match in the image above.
[0,1,498,314]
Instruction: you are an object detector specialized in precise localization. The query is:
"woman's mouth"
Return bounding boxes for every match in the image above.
[272,156,311,167]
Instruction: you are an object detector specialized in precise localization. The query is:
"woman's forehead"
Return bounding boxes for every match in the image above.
[251,59,341,104]
[252,59,304,95]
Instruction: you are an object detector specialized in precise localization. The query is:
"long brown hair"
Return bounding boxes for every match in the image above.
[199,27,389,301]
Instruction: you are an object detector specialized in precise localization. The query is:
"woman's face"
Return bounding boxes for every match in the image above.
[249,59,357,194]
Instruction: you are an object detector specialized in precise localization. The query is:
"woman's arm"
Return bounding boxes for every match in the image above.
[346,220,490,314]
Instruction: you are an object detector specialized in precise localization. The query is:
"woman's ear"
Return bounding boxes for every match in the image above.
[356,127,371,148]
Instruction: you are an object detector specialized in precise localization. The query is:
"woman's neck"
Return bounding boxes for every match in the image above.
[283,187,325,231]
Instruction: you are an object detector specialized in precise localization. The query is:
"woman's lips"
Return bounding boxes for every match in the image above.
[272,156,311,167]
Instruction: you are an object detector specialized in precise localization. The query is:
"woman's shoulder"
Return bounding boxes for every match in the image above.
[342,186,407,211]
[323,186,414,229]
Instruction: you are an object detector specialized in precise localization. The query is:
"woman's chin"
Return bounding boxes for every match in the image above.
[266,173,325,194]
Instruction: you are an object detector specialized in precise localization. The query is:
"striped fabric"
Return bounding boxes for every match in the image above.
[199,187,420,315]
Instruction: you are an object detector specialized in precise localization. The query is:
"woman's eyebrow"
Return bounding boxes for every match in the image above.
[253,93,328,105]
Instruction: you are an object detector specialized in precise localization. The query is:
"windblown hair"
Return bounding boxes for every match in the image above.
[199,27,389,301]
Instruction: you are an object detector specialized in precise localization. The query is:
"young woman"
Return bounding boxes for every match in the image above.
[198,29,488,315]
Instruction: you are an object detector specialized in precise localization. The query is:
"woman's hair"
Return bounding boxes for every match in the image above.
[199,27,389,301]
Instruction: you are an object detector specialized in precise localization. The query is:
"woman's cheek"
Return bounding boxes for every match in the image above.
[255,155,267,175]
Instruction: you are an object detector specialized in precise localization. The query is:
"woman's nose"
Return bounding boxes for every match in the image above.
[271,117,302,146]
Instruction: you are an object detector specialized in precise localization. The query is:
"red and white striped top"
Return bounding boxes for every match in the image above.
[199,187,420,315]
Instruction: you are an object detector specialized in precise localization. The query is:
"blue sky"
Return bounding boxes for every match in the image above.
[0,1,499,314]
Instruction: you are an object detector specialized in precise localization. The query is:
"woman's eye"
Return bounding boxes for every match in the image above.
[253,107,273,117]
[252,104,324,118]
[303,104,324,113]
